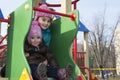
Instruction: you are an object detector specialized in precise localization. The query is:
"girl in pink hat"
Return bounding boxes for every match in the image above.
[34,4,53,47]
[25,21,73,80]
[25,21,49,80]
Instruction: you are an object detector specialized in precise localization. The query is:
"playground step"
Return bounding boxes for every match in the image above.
[0,78,56,80]
[0,78,8,80]
[0,78,54,80]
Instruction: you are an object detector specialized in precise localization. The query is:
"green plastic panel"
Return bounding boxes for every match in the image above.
[50,10,81,79]
[6,0,33,80]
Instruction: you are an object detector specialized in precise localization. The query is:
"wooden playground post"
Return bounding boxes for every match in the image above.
[33,0,42,18]
[33,0,41,7]
[61,0,71,13]
[84,32,89,80]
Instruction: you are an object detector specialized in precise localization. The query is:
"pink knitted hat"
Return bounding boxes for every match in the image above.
[34,4,53,20]
[27,21,42,44]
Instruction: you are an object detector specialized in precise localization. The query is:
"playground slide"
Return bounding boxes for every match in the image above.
[5,0,85,79]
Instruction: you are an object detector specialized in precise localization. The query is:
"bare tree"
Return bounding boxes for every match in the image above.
[88,12,120,70]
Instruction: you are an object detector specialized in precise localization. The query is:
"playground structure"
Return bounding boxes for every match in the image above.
[0,0,98,80]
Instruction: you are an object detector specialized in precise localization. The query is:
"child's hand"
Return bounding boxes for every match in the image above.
[25,53,29,57]
[43,59,48,65]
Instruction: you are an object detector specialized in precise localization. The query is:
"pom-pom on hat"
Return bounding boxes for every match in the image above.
[27,21,42,44]
[34,4,53,20]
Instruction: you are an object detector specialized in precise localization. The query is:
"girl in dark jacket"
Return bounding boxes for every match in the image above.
[24,21,73,80]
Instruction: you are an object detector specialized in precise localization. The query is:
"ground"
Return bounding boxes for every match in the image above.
[97,75,120,80]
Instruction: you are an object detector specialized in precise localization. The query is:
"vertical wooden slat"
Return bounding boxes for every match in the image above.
[84,32,89,79]
[61,0,71,13]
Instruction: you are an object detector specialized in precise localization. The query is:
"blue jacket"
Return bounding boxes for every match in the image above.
[42,28,51,46]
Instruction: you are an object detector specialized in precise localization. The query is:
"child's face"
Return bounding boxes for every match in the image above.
[29,35,42,47]
[38,16,51,30]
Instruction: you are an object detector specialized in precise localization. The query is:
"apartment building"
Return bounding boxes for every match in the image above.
[114,23,120,75]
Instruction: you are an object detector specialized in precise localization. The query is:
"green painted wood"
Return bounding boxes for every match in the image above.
[50,10,81,79]
[6,0,33,80]
[5,1,82,79]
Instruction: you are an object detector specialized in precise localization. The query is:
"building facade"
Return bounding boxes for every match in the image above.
[114,24,120,75]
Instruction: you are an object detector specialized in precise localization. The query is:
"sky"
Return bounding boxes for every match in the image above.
[46,0,120,43]
[0,0,120,43]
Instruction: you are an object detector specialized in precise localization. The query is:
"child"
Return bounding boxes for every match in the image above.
[34,4,53,46]
[24,21,73,80]
[25,21,73,80]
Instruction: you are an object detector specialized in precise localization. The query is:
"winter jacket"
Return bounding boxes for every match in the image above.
[42,28,51,46]
[24,40,58,67]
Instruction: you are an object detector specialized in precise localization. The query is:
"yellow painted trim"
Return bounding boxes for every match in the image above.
[19,68,31,80]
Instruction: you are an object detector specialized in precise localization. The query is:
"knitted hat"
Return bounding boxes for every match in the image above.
[27,21,42,44]
[34,4,53,20]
